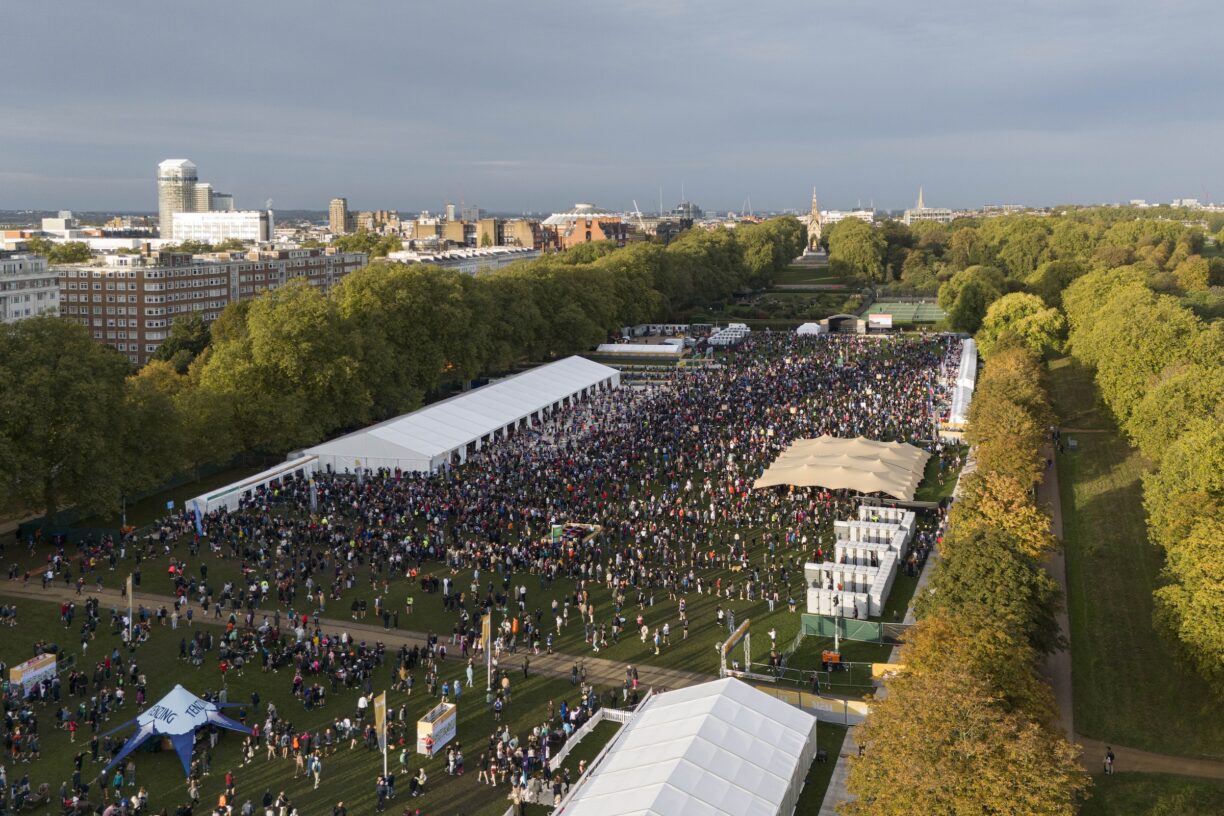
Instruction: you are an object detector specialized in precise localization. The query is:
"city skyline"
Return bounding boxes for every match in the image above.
[2,1,1221,212]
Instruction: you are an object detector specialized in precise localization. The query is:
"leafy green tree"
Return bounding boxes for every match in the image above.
[1174,255,1212,291]
[334,261,475,417]
[116,362,187,502]
[827,218,886,282]
[1127,364,1224,463]
[1153,514,1224,690]
[948,471,1056,560]
[976,292,1065,357]
[23,237,93,263]
[1025,259,1085,308]
[200,281,367,451]
[947,226,981,270]
[150,311,211,373]
[0,317,130,522]
[939,265,1005,333]
[159,239,215,255]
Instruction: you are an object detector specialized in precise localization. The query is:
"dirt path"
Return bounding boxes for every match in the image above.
[0,581,715,693]
[1038,442,1224,780]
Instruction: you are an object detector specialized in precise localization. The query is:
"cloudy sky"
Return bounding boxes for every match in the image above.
[1,0,1219,213]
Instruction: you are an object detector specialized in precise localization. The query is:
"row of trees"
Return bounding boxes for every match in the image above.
[823,208,1223,334]
[847,342,1089,814]
[0,218,804,524]
[1062,266,1224,689]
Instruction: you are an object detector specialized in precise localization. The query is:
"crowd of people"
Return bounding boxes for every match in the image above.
[6,332,966,814]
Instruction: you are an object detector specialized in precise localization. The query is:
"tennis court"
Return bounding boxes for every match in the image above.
[865,301,946,323]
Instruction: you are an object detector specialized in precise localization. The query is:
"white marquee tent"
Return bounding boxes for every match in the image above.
[304,355,619,473]
[561,678,819,816]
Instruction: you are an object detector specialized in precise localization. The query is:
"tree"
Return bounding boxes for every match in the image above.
[23,237,93,263]
[480,231,493,248]
[1143,414,1224,555]
[0,317,130,523]
[150,311,211,373]
[1174,255,1212,291]
[827,218,886,282]
[116,362,188,504]
[898,616,1056,722]
[1126,364,1224,463]
[845,661,1088,816]
[334,261,474,418]
[1153,514,1224,690]
[938,265,1004,333]
[200,281,367,451]
[1025,259,1085,308]
[976,292,1064,358]
[948,471,1057,560]
[918,526,1065,655]
[947,226,981,270]
[966,390,1045,485]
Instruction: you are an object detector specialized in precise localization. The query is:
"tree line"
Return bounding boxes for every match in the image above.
[1062,265,1224,690]
[821,207,1224,335]
[0,218,805,524]
[846,342,1090,815]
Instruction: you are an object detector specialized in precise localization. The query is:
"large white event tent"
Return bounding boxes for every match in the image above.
[561,678,819,816]
[305,355,619,473]
[948,338,978,429]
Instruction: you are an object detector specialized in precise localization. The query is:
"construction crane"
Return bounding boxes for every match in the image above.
[631,200,648,233]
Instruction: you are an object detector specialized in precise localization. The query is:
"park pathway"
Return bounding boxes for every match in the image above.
[1038,438,1224,780]
[0,580,714,693]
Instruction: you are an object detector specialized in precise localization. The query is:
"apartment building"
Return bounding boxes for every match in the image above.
[0,251,60,323]
[56,247,366,365]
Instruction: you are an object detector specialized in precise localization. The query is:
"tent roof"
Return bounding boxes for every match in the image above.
[306,356,617,462]
[563,678,816,816]
[752,435,931,500]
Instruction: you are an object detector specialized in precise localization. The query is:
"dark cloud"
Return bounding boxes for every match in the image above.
[1,0,1219,212]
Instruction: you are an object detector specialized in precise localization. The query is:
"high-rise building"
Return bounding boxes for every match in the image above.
[329,198,350,234]
[157,159,198,236]
[0,251,60,323]
[194,182,214,213]
[445,202,457,221]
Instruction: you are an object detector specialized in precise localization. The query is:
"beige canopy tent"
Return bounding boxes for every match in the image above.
[753,435,931,500]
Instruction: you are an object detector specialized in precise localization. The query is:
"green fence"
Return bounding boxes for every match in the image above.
[800,613,910,645]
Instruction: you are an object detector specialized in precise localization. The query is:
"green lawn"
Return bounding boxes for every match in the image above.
[1048,356,1224,759]
[1079,773,1224,816]
[775,263,844,286]
[552,719,621,779]
[795,722,848,814]
[0,595,609,816]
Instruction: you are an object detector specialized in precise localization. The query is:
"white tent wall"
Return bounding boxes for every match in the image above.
[189,455,319,515]
[304,356,620,474]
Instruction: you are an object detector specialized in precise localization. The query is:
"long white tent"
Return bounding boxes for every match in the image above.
[562,678,819,816]
[304,355,620,473]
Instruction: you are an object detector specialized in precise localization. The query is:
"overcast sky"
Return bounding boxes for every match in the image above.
[1,0,1220,213]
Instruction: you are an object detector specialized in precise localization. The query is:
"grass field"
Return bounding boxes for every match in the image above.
[1048,356,1224,759]
[0,594,619,816]
[776,263,845,286]
[1079,773,1224,816]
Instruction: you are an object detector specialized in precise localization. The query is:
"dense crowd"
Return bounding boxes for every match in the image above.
[7,333,965,814]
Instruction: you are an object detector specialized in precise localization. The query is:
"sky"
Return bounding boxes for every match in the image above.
[1,0,1220,213]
